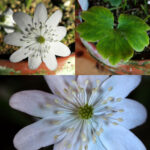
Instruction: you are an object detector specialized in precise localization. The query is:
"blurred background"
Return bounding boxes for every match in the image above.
[0,75,150,149]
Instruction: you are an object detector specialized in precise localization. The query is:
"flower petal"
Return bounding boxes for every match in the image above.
[4,32,25,46]
[44,76,75,98]
[9,90,63,118]
[101,124,146,150]
[13,12,32,32]
[112,98,147,129]
[9,47,33,63]
[28,52,42,70]
[101,75,141,99]
[13,119,66,150]
[53,122,82,150]
[51,42,71,57]
[53,26,67,41]
[33,3,47,24]
[42,51,57,71]
[46,10,62,27]
[4,28,14,33]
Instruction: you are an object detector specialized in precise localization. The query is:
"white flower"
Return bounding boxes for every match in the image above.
[4,3,71,70]
[10,75,147,150]
[0,8,15,33]
[78,0,89,10]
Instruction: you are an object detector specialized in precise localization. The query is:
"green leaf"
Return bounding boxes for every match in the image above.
[77,6,150,65]
[97,30,133,65]
[25,0,33,8]
[105,0,122,6]
[118,14,150,52]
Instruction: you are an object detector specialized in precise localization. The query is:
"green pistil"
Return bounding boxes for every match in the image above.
[0,15,5,22]
[78,104,93,119]
[36,36,45,44]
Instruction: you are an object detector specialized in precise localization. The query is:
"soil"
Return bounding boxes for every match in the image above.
[88,0,150,61]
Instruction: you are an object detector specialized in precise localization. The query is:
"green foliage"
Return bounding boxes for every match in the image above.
[77,6,150,65]
[25,0,33,8]
[104,0,122,6]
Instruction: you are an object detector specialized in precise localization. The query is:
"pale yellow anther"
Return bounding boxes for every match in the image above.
[81,133,87,142]
[96,127,104,136]
[67,144,71,149]
[101,100,108,105]
[105,106,112,110]
[118,109,124,112]
[66,128,74,133]
[45,103,51,108]
[64,88,68,93]
[54,99,59,104]
[85,145,88,150]
[108,86,113,91]
[72,91,76,95]
[107,113,113,117]
[72,80,77,85]
[54,135,59,140]
[92,135,97,143]
[64,142,72,149]
[50,120,60,125]
[112,122,118,125]
[64,101,68,105]
[92,88,97,93]
[96,80,101,86]
[116,98,122,102]
[117,118,124,122]
[107,97,114,101]
[102,116,107,121]
[85,80,89,85]
[55,111,64,114]
[79,145,82,150]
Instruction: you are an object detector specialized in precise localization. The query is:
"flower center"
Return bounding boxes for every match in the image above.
[36,36,45,44]
[78,104,93,119]
[0,15,5,22]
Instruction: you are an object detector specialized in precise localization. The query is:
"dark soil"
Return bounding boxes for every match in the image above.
[88,0,150,61]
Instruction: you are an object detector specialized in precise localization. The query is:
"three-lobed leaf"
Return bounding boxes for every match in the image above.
[77,6,150,65]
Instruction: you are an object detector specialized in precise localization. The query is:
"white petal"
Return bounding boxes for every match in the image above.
[101,75,141,99]
[9,90,63,118]
[44,76,75,98]
[4,28,14,33]
[28,52,42,70]
[54,122,82,150]
[112,98,147,129]
[51,42,71,57]
[4,32,25,46]
[33,3,47,24]
[46,10,62,27]
[53,26,67,41]
[78,0,89,11]
[101,124,146,150]
[42,51,57,71]
[13,119,66,150]
[13,12,32,32]
[10,47,33,63]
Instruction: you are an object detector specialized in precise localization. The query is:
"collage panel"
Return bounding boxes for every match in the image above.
[76,0,150,75]
[0,0,75,75]
[0,75,150,150]
[0,0,150,150]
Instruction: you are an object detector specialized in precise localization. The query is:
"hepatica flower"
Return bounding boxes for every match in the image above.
[10,75,147,150]
[0,8,15,33]
[4,3,71,70]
